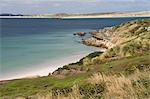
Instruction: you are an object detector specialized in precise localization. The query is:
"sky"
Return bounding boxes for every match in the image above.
[0,0,150,14]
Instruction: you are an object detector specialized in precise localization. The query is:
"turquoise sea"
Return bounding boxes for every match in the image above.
[0,17,149,80]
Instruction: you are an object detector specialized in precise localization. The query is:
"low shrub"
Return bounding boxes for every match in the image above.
[79,83,105,98]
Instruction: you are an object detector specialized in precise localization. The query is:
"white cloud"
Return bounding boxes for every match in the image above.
[1,0,149,6]
[1,0,137,3]
[1,0,149,14]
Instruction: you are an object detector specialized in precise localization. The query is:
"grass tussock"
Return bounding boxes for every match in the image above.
[88,69,150,99]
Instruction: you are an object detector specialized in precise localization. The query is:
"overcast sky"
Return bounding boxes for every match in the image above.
[0,0,150,14]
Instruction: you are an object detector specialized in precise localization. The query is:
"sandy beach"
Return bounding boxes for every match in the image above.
[61,11,150,19]
[0,51,98,81]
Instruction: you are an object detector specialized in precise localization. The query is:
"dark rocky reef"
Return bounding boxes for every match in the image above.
[74,32,86,37]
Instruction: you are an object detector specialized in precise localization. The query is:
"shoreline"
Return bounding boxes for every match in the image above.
[0,50,100,81]
[1,11,150,19]
[0,15,150,19]
[61,15,150,19]
[1,16,149,81]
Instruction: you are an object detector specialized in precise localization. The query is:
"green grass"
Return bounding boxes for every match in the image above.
[0,74,87,98]
[77,52,149,77]
[1,52,149,98]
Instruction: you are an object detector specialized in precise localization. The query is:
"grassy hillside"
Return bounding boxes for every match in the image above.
[0,19,150,99]
[1,52,149,99]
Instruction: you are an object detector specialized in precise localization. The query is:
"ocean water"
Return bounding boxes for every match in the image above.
[0,17,149,80]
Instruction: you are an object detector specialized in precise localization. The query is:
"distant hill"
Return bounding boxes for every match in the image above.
[1,11,150,18]
[31,11,150,18]
[0,13,24,16]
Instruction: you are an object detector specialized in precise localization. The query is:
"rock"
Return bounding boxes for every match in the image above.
[82,37,114,49]
[52,66,86,78]
[74,32,86,36]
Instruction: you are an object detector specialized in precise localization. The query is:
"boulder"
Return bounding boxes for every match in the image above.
[74,32,86,36]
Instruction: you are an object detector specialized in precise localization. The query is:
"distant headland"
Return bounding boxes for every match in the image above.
[0,11,150,18]
[0,13,24,16]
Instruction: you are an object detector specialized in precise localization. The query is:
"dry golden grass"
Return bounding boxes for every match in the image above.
[14,69,150,99]
[89,73,137,99]
[88,69,150,99]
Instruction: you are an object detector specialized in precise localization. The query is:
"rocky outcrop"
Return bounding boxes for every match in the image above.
[82,27,115,49]
[82,37,114,49]
[52,66,86,78]
[74,32,86,37]
[80,19,150,50]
